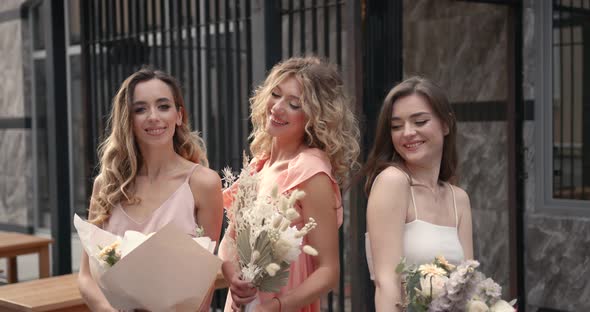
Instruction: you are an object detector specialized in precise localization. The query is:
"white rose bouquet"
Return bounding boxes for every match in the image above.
[396,256,517,312]
[222,157,319,311]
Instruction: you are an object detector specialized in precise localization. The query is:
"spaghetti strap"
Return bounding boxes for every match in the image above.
[184,163,200,183]
[409,186,418,220]
[448,183,458,227]
[394,169,419,220]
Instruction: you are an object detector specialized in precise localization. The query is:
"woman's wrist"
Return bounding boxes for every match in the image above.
[272,296,282,312]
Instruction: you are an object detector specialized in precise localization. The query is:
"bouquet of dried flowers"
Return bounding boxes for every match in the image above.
[396,256,516,312]
[222,157,319,311]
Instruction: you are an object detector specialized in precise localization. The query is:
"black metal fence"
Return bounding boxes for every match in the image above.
[81,0,253,174]
[552,0,590,200]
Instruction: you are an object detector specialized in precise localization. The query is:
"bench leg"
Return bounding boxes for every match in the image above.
[7,256,17,283]
[39,246,50,278]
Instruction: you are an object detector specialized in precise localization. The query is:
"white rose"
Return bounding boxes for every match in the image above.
[490,300,515,312]
[466,299,489,312]
[418,275,448,299]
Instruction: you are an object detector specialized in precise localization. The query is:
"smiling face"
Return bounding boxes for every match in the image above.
[390,93,448,168]
[265,75,307,143]
[131,78,182,148]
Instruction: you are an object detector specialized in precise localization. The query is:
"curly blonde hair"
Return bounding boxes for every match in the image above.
[249,56,360,185]
[90,68,208,225]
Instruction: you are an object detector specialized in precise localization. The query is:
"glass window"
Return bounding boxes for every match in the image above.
[552,0,590,200]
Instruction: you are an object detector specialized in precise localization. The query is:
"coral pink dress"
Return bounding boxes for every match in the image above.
[219,148,342,312]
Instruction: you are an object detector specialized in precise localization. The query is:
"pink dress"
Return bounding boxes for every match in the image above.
[104,164,201,237]
[219,148,343,312]
[101,163,213,311]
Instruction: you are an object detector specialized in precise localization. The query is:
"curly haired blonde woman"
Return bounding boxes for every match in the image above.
[77,68,223,311]
[218,56,360,312]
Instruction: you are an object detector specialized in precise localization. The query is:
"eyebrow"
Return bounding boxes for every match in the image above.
[391,112,431,121]
[132,97,172,106]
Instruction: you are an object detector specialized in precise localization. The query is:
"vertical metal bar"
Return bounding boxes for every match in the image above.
[582,19,590,199]
[246,0,253,107]
[177,0,184,87]
[106,0,114,102]
[312,0,318,53]
[135,0,142,71]
[160,0,167,70]
[128,0,135,74]
[99,0,107,129]
[300,0,305,53]
[265,0,282,68]
[197,0,204,133]
[142,0,149,68]
[152,0,159,67]
[44,0,72,275]
[80,0,95,183]
[225,0,237,167]
[323,0,329,57]
[234,0,243,158]
[204,0,213,166]
[169,0,177,76]
[559,0,565,197]
[136,0,145,72]
[569,3,575,198]
[214,0,222,169]
[509,1,526,307]
[336,0,342,65]
[187,0,196,129]
[117,0,124,83]
[288,0,294,56]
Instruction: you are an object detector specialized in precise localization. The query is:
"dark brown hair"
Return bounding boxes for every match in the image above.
[362,76,457,195]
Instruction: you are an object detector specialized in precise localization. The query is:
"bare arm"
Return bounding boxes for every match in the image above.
[455,187,474,260]
[77,179,118,312]
[367,167,411,312]
[265,173,340,312]
[191,166,224,243]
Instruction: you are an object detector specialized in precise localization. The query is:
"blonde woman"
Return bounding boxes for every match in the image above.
[364,77,473,311]
[77,68,223,311]
[219,56,360,312]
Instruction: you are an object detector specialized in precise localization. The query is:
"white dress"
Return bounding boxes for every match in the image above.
[365,182,464,280]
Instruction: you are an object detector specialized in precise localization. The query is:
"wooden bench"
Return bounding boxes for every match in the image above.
[0,273,87,312]
[0,272,228,311]
[0,232,53,283]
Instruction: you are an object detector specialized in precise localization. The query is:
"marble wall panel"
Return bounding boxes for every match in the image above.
[525,215,590,311]
[0,129,31,177]
[0,129,32,227]
[456,122,510,293]
[0,20,24,118]
[0,1,23,11]
[403,0,509,103]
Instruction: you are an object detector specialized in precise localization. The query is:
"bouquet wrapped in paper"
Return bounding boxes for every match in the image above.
[222,158,319,311]
[396,256,517,312]
[73,214,221,312]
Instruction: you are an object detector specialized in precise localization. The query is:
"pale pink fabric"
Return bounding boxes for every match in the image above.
[220,148,342,312]
[104,163,200,237]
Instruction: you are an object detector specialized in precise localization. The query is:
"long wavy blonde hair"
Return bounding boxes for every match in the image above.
[90,68,208,225]
[250,56,360,185]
